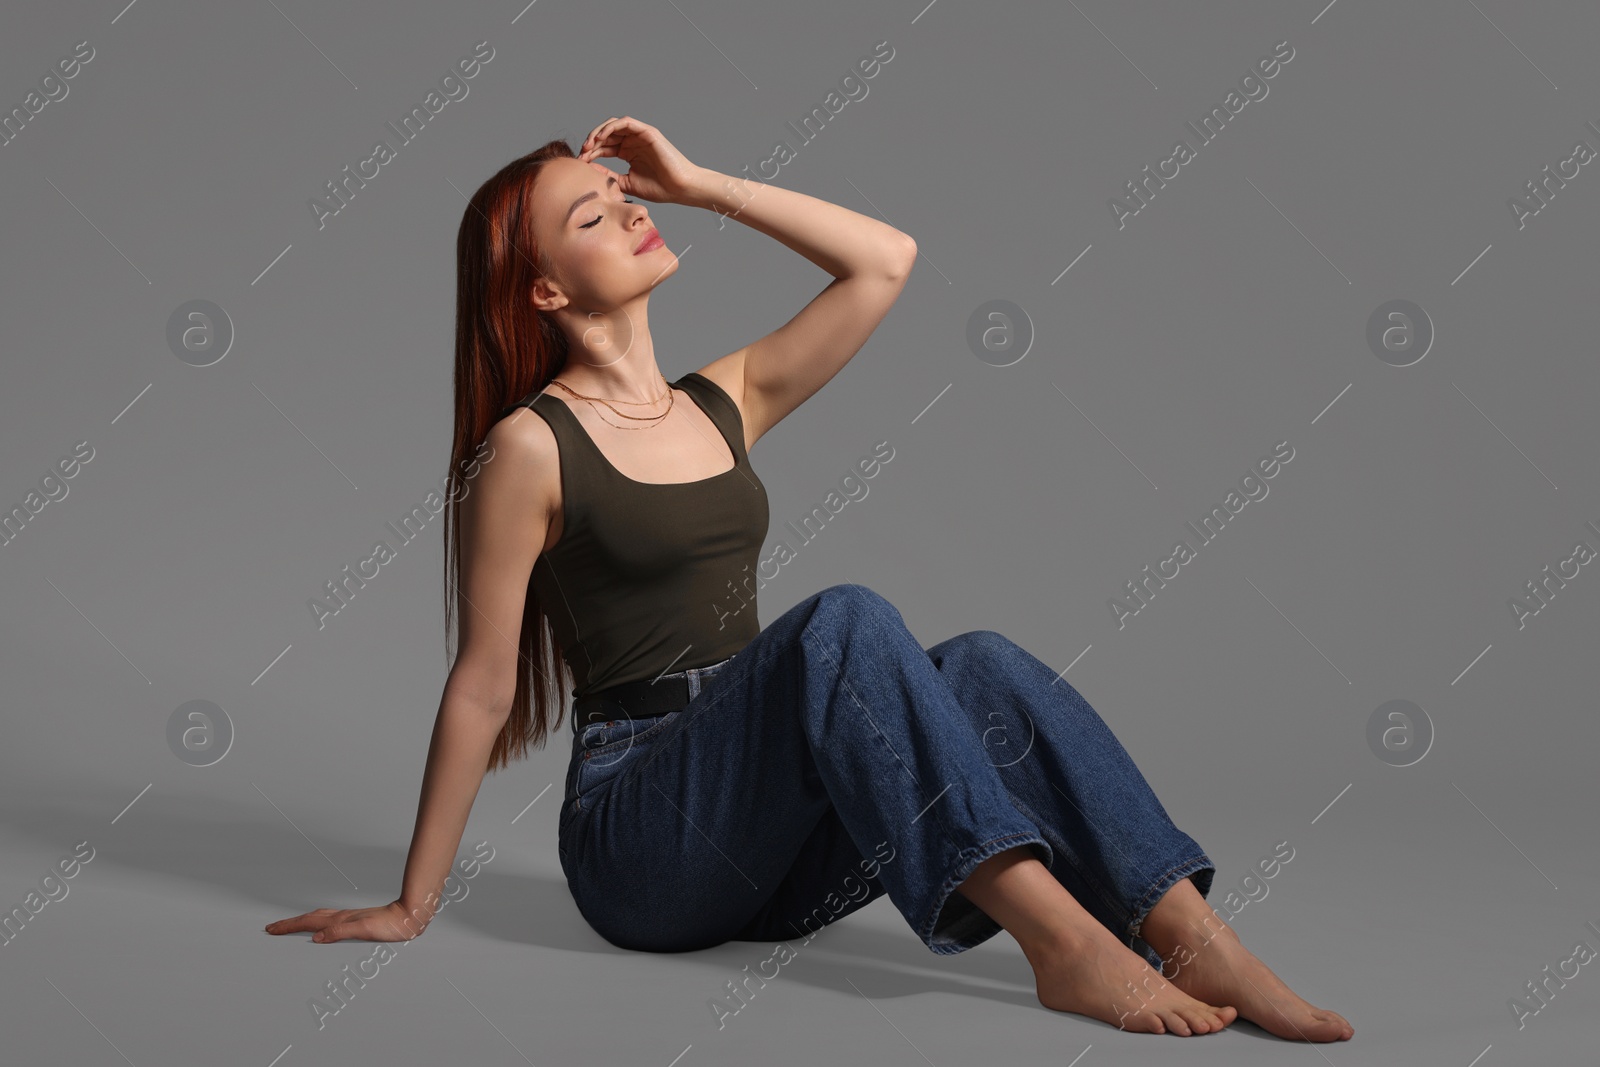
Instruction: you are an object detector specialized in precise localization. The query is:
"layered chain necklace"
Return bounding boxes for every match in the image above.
[547,371,674,430]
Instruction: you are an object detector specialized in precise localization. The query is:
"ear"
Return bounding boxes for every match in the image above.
[531,275,567,313]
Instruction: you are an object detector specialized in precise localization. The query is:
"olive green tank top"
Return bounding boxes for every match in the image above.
[499,372,769,707]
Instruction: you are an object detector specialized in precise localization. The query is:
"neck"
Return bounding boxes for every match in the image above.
[553,298,666,401]
[553,356,668,402]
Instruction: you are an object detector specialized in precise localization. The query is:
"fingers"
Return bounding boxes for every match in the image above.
[264,908,341,935]
[582,116,619,148]
[580,116,654,161]
[311,922,358,944]
[582,126,625,162]
[265,911,363,944]
[267,903,427,944]
[580,116,621,159]
[583,115,641,149]
[315,914,421,944]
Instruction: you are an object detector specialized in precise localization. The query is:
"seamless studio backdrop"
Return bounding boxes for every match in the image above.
[3,1,1598,1064]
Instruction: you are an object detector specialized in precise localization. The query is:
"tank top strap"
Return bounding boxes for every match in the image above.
[494,374,770,702]
[499,373,747,477]
[674,372,749,465]
[497,390,535,422]
[499,388,613,486]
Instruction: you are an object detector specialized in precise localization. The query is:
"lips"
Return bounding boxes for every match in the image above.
[634,228,665,254]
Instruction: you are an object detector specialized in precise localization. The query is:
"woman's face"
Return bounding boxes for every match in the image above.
[530,157,675,316]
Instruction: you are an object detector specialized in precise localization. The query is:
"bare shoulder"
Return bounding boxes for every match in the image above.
[687,350,759,452]
[448,407,561,699]
[478,404,561,535]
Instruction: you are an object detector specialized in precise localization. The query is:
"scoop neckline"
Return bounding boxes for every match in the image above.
[540,373,744,488]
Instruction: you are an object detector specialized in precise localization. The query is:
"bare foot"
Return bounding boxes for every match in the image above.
[1024,927,1239,1036]
[1162,923,1353,1042]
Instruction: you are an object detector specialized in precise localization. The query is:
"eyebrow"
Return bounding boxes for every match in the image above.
[565,174,617,224]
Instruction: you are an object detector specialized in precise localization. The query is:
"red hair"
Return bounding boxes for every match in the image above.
[443,138,578,769]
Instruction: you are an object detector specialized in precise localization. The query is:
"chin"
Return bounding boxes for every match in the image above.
[637,251,680,284]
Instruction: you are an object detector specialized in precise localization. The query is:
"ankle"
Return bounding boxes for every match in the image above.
[1018,920,1109,968]
[1141,911,1237,962]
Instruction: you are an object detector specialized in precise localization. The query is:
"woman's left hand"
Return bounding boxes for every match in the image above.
[578,116,703,205]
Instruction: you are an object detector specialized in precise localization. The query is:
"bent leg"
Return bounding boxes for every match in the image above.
[561,584,1052,956]
[925,629,1216,970]
[729,805,891,945]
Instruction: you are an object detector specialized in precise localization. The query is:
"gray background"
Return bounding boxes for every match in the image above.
[3,0,1596,1063]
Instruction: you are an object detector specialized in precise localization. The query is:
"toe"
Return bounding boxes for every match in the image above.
[1122,1008,1162,1034]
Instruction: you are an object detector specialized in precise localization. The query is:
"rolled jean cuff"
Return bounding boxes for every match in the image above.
[1124,853,1216,966]
[919,829,1053,956]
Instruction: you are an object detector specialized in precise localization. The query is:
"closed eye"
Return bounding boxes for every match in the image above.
[581,199,635,229]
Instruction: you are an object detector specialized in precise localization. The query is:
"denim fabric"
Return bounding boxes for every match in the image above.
[557,583,1214,965]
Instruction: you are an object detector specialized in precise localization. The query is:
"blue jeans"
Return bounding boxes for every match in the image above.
[557,584,1215,966]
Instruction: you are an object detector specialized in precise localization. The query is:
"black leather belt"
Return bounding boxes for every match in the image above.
[572,674,694,729]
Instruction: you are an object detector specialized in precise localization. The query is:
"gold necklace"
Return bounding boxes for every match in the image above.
[547,372,673,430]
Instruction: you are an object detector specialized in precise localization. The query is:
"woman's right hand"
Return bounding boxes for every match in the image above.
[265,898,435,944]
[577,116,702,206]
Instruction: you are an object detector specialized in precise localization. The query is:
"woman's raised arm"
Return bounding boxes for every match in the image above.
[577,116,917,445]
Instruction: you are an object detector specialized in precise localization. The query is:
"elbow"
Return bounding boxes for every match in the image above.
[445,668,516,727]
[884,232,917,280]
[483,686,518,727]
[480,693,515,729]
[454,691,515,734]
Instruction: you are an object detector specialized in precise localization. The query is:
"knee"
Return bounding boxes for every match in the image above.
[929,629,1017,668]
[956,629,1014,656]
[806,583,896,633]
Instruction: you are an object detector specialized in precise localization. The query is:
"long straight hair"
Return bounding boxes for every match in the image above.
[445,138,579,769]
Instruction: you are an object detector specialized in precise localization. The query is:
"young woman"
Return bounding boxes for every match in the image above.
[267,117,1352,1043]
